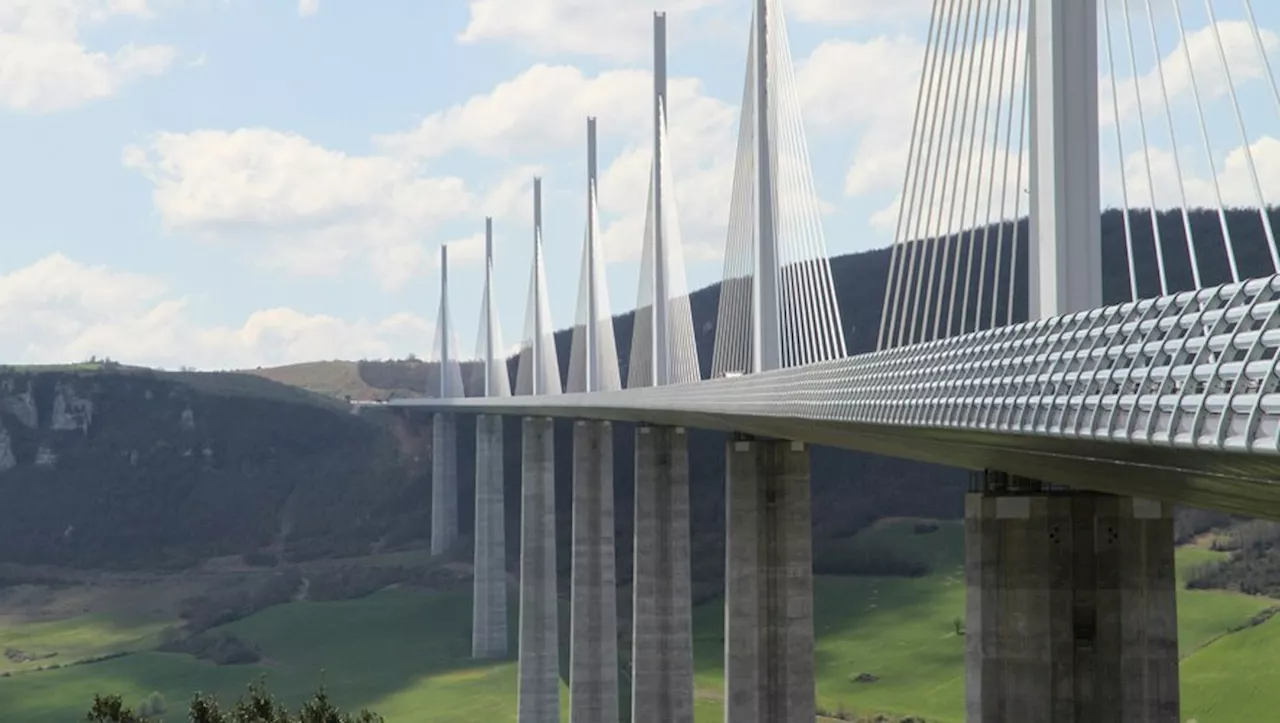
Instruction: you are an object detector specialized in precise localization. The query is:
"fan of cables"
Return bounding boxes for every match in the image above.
[712,0,848,377]
[878,0,1280,351]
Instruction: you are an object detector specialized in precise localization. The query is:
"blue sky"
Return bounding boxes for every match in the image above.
[2,0,1279,369]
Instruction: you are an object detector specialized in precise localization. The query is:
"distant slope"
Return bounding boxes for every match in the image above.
[246,361,397,402]
[244,359,485,402]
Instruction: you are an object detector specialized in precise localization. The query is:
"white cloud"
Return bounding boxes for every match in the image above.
[1095,20,1280,215]
[125,25,925,290]
[0,254,432,370]
[297,0,318,17]
[788,0,931,25]
[123,128,475,290]
[377,65,657,161]
[793,35,929,231]
[437,166,545,269]
[456,0,932,60]
[795,22,1042,238]
[378,63,739,264]
[791,13,1280,244]
[1111,136,1280,211]
[1102,21,1280,125]
[0,0,176,112]
[457,0,720,61]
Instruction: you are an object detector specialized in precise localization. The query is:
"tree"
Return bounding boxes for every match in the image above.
[84,696,146,723]
[84,680,383,723]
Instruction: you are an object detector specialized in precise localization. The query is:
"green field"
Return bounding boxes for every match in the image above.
[0,614,171,676]
[0,520,1276,722]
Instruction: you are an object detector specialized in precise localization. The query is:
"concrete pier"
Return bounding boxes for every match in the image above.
[430,412,458,556]
[570,421,619,723]
[518,416,560,723]
[631,425,694,723]
[472,414,508,659]
[965,473,1179,723]
[724,436,815,723]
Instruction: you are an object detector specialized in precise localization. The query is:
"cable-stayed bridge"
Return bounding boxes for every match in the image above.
[383,0,1280,720]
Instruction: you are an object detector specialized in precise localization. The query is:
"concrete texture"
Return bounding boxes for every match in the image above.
[472,414,508,659]
[570,420,620,723]
[631,425,694,723]
[518,417,560,723]
[724,436,815,723]
[430,412,458,556]
[965,482,1179,723]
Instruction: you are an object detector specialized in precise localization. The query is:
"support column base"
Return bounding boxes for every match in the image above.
[472,414,508,659]
[430,412,459,556]
[518,417,559,723]
[631,424,694,723]
[724,435,815,723]
[965,472,1179,723]
[570,420,619,723]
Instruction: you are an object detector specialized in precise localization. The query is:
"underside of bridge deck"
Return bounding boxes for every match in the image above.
[400,400,1280,520]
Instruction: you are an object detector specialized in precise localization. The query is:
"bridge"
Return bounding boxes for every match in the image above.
[382,0,1280,720]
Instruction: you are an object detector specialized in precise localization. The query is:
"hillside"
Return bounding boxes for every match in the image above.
[0,366,429,569]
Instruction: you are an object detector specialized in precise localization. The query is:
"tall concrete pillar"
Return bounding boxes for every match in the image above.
[570,420,619,723]
[724,436,815,723]
[631,425,694,723]
[518,416,560,723]
[431,412,458,556]
[965,473,1179,723]
[473,414,508,659]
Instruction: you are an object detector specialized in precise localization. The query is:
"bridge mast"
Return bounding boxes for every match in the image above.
[653,12,670,386]
[1028,0,1101,317]
[431,244,460,557]
[587,118,600,392]
[439,244,451,397]
[752,0,780,372]
[532,177,545,395]
[483,218,495,396]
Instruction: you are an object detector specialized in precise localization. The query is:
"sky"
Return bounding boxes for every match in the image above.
[2,0,1280,370]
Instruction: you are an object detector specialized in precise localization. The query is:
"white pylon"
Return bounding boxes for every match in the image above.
[516,177,563,396]
[568,118,623,394]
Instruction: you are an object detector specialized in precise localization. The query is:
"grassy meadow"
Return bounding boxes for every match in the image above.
[0,519,1276,722]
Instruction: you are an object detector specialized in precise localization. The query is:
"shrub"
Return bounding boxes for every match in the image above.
[158,632,262,666]
[179,569,302,633]
[85,680,383,723]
